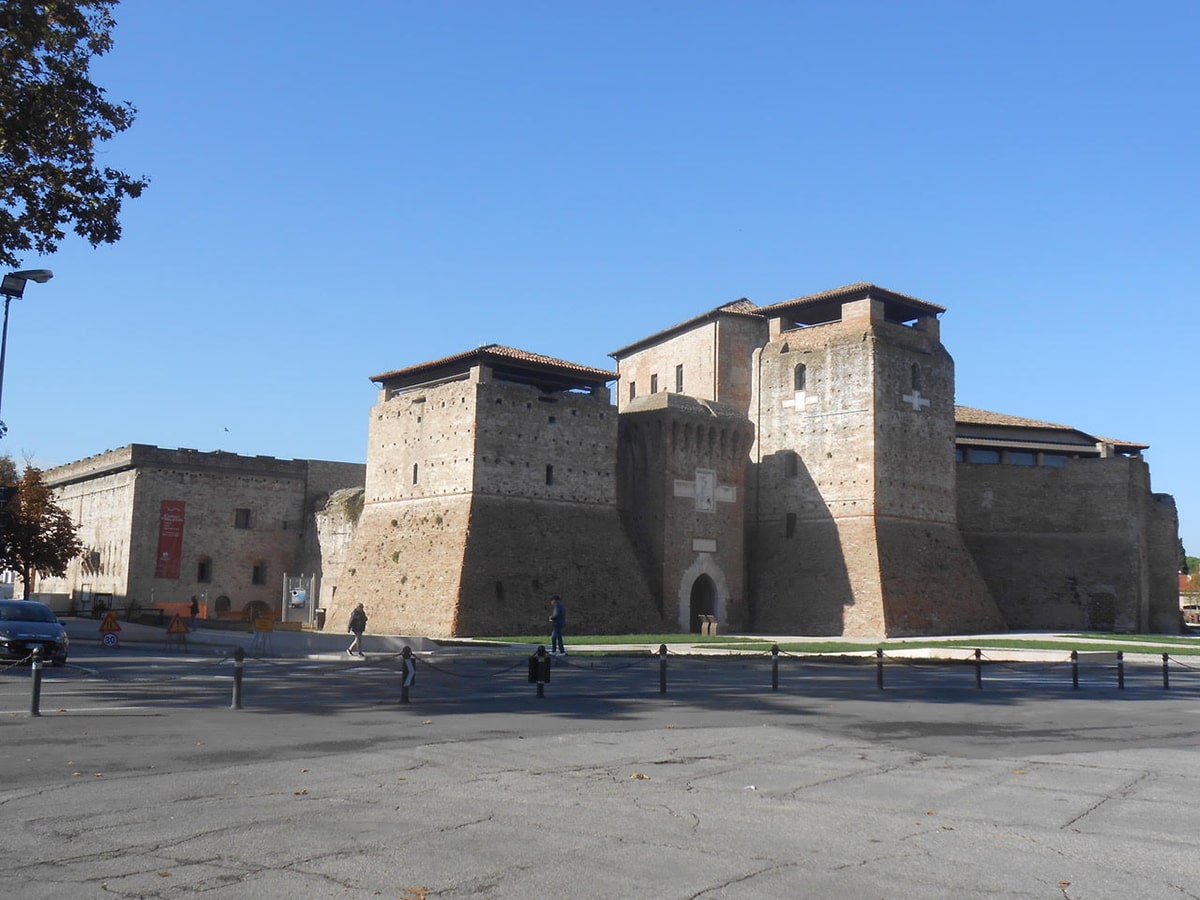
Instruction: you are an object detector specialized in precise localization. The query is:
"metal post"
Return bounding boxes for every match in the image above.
[1071,650,1079,689]
[231,647,244,709]
[0,294,12,420]
[658,644,668,694]
[771,644,779,692]
[400,646,415,704]
[29,646,43,717]
[1117,650,1124,690]
[974,648,982,689]
[530,645,549,698]
[875,648,883,690]
[1162,653,1170,690]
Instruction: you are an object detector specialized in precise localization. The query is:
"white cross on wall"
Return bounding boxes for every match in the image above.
[782,390,819,411]
[674,468,737,513]
[902,390,931,411]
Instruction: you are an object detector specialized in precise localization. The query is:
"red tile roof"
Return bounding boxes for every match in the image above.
[371,344,616,384]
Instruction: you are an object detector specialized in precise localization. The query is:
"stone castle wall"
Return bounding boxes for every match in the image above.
[617,395,753,631]
[328,372,651,637]
[958,455,1163,631]
[1147,493,1182,632]
[746,304,1001,637]
[327,495,472,635]
[618,323,720,411]
[458,495,660,636]
[615,315,766,414]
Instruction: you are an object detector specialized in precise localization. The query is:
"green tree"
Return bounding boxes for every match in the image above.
[0,456,82,597]
[0,0,148,268]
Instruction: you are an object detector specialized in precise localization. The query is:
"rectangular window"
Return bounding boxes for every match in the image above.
[629,381,636,401]
[1042,454,1068,468]
[233,508,252,529]
[651,374,658,394]
[785,512,797,538]
[252,562,267,586]
[197,558,212,583]
[969,448,1000,464]
[675,364,683,393]
[1008,451,1036,466]
[545,464,554,485]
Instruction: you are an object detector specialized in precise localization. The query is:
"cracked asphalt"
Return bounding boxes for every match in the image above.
[3,650,1200,899]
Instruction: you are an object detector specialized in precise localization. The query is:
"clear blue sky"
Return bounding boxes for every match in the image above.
[5,1,1199,554]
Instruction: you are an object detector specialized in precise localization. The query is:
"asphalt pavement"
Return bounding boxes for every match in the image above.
[3,641,1200,899]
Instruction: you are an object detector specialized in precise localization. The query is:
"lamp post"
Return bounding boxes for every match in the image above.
[0,269,53,436]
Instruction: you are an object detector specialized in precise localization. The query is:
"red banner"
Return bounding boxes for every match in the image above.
[154,500,186,579]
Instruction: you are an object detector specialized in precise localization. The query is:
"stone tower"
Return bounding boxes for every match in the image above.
[617,393,755,632]
[327,345,661,637]
[748,284,1005,636]
[611,301,762,633]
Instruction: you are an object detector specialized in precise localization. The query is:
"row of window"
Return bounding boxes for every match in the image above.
[956,447,1072,467]
[629,365,685,401]
[194,557,269,585]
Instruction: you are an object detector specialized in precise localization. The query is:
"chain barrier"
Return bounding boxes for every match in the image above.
[11,637,1200,713]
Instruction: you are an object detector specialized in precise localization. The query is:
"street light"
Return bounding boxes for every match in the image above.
[0,269,53,436]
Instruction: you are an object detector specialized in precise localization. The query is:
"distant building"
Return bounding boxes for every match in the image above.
[35,445,364,620]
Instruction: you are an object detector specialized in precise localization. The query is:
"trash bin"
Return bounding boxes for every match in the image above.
[314,608,326,630]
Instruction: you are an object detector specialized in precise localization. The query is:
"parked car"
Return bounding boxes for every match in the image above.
[0,600,69,666]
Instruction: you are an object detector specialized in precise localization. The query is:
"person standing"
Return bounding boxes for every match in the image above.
[189,596,200,632]
[347,603,368,656]
[548,595,566,656]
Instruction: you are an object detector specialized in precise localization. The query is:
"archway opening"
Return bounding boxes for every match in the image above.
[689,574,716,634]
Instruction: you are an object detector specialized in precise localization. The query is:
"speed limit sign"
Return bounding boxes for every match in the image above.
[101,632,119,649]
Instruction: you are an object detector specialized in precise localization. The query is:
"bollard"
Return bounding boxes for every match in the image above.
[1071,650,1079,690]
[974,648,982,689]
[771,644,779,692]
[231,647,245,709]
[400,646,416,704]
[658,644,668,694]
[1117,650,1124,690]
[528,645,551,698]
[29,647,43,717]
[875,648,883,690]
[1162,653,1170,690]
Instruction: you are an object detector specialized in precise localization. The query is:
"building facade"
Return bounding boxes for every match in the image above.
[322,282,1177,638]
[37,444,365,620]
[40,282,1180,639]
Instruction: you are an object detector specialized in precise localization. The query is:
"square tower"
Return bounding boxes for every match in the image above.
[331,345,660,637]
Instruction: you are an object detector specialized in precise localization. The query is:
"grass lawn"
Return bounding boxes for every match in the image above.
[475,632,1200,656]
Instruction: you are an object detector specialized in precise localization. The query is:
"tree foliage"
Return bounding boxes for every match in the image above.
[0,455,82,597]
[0,0,148,268]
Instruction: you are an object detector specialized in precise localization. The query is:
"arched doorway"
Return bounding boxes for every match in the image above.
[689,574,716,634]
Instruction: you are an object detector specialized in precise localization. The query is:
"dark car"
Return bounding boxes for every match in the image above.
[0,600,69,666]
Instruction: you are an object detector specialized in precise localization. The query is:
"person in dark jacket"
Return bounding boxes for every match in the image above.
[548,595,566,655]
[347,603,368,656]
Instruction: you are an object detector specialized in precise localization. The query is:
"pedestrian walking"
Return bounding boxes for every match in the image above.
[549,595,566,655]
[189,596,200,632]
[347,603,368,656]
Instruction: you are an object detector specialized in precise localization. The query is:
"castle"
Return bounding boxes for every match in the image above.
[321,282,1179,638]
[37,283,1180,638]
